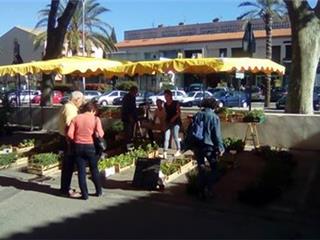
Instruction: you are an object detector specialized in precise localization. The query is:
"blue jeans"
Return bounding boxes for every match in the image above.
[194,145,218,194]
[74,143,102,199]
[164,124,180,151]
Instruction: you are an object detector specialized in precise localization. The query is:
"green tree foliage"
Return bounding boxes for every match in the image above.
[34,0,117,56]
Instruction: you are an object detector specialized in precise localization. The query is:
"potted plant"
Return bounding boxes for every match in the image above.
[98,157,116,177]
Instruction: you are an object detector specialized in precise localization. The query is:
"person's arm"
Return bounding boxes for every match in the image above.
[212,115,225,156]
[65,104,78,127]
[67,119,76,140]
[96,117,105,138]
[170,102,181,123]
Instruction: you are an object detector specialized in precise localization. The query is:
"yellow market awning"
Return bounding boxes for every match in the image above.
[104,57,285,77]
[0,56,128,77]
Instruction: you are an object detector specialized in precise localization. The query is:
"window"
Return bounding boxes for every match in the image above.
[120,92,126,97]
[219,48,227,57]
[285,45,292,60]
[177,91,184,96]
[110,92,118,97]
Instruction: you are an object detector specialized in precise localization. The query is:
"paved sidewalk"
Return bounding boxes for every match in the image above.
[1,149,320,239]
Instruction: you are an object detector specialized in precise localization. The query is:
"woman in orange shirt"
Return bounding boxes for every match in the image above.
[68,102,104,200]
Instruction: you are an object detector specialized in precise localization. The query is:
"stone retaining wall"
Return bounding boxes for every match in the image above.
[7,106,320,151]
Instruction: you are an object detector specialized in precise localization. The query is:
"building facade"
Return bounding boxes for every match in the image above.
[111,19,293,91]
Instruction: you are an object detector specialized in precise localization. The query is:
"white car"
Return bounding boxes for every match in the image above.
[8,90,41,106]
[181,91,213,107]
[96,90,127,106]
[84,90,102,101]
[148,90,187,105]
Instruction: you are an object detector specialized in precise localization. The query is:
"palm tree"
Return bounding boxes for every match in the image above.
[34,0,117,56]
[238,0,286,107]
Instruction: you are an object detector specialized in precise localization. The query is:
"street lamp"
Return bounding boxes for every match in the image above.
[82,0,86,91]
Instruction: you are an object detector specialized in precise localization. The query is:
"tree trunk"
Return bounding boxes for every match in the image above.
[285,0,320,114]
[40,0,78,106]
[264,14,272,108]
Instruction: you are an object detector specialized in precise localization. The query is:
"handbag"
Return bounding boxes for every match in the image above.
[93,117,107,154]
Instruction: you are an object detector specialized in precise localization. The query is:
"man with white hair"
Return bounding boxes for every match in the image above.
[58,90,84,197]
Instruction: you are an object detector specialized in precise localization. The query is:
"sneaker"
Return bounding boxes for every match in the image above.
[174,150,181,157]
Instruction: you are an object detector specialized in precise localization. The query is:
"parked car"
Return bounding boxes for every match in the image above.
[8,90,41,106]
[148,90,187,105]
[31,90,64,105]
[185,83,204,92]
[84,90,102,101]
[95,90,127,106]
[113,91,154,106]
[180,91,212,107]
[276,94,320,110]
[271,87,287,102]
[213,90,248,108]
[245,86,264,101]
[207,87,229,95]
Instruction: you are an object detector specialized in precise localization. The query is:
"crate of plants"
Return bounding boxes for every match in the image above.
[161,157,196,184]
[27,153,61,176]
[98,158,116,178]
[13,139,35,154]
[0,152,29,170]
[243,109,266,123]
[0,153,17,170]
[134,140,159,159]
[0,145,13,154]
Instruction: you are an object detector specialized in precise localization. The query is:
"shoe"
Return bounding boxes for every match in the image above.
[95,191,103,197]
[174,150,181,157]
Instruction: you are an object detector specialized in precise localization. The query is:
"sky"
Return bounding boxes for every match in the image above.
[0,0,318,42]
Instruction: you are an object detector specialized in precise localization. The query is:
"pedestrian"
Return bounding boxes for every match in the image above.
[121,86,138,148]
[152,99,166,146]
[189,98,224,200]
[161,89,182,159]
[67,102,104,200]
[58,90,84,198]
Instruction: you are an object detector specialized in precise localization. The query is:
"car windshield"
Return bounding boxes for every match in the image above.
[187,91,196,97]
[212,91,225,98]
[102,90,112,96]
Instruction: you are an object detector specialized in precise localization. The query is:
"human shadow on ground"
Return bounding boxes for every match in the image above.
[0,176,61,197]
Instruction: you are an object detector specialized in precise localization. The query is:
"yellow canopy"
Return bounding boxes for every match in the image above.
[0,56,128,77]
[105,57,285,77]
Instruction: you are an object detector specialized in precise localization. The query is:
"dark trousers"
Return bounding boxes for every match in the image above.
[194,145,218,194]
[74,143,102,199]
[123,120,135,144]
[60,135,75,194]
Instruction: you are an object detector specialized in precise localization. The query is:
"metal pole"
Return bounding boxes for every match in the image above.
[82,0,86,91]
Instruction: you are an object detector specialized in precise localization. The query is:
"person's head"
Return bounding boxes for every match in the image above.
[81,101,98,114]
[201,98,218,110]
[156,99,163,109]
[70,91,84,108]
[129,86,138,96]
[164,89,173,103]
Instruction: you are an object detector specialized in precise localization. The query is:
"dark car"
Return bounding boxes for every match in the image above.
[271,87,287,102]
[112,96,123,105]
[276,94,320,110]
[245,86,264,102]
[213,90,248,108]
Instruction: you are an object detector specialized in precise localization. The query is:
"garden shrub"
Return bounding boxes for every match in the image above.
[0,153,17,166]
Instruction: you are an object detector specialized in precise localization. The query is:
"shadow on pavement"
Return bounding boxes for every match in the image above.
[0,176,60,197]
[7,182,315,240]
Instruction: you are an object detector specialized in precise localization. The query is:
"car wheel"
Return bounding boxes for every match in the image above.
[101,100,108,106]
[242,102,248,108]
